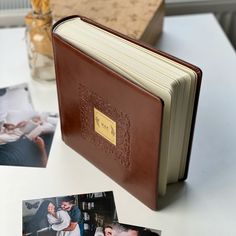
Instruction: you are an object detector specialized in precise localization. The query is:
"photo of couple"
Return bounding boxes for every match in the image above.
[22,191,117,236]
[23,198,83,236]
[22,191,161,236]
[0,83,57,167]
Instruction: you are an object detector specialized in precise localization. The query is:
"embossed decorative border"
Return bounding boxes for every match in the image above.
[78,83,131,168]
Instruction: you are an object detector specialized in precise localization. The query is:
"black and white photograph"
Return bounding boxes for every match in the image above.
[0,84,57,167]
[22,191,117,236]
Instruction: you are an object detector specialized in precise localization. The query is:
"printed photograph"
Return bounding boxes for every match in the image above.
[22,191,118,236]
[110,223,161,236]
[0,83,57,167]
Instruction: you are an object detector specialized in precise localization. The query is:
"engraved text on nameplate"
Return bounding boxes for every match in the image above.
[94,107,116,145]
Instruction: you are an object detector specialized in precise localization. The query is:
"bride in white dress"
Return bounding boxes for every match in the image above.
[47,202,80,236]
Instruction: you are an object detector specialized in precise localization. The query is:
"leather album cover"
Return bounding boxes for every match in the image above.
[52,15,202,210]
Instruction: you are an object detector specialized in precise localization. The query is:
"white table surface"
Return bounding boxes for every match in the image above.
[0,13,236,236]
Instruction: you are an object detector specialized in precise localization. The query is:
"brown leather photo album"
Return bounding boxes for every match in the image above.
[52,15,202,210]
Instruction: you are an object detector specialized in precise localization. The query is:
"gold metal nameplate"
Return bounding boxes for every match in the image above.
[94,108,116,145]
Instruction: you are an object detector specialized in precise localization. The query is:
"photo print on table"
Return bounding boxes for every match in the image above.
[0,83,58,167]
[22,191,117,236]
[110,222,161,236]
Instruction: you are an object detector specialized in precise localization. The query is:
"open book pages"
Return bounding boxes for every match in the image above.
[54,17,198,196]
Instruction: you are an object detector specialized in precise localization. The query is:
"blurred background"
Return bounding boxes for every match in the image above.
[0,0,235,49]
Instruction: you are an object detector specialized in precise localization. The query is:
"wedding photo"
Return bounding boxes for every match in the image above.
[0,83,57,167]
[22,191,117,236]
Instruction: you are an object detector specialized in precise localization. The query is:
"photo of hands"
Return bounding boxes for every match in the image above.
[0,83,58,167]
